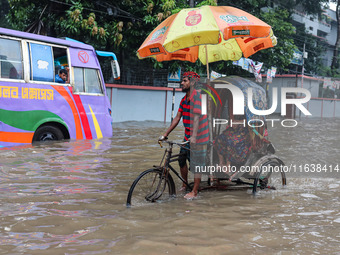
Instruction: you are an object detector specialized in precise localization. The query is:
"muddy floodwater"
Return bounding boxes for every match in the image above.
[0,118,339,254]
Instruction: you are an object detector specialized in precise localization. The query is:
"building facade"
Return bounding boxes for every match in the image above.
[289,3,337,68]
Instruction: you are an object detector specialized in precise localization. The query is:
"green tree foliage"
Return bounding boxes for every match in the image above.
[0,1,10,28]
[257,9,296,70]
[218,0,268,14]
[7,0,152,50]
[293,0,329,15]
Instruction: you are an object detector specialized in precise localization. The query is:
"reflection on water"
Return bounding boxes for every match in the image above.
[0,119,339,254]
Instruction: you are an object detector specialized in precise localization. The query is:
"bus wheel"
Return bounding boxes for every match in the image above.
[32,125,64,142]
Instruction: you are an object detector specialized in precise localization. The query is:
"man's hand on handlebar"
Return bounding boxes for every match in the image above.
[189,136,196,144]
[158,135,168,141]
[158,136,167,148]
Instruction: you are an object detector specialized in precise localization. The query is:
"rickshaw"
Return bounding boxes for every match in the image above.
[126,76,286,207]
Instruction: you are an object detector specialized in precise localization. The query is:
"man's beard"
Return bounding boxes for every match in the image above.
[182,87,190,92]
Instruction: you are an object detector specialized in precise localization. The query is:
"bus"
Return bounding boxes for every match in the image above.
[0,27,120,148]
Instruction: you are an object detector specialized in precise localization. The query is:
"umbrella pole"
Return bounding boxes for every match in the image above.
[205,45,210,82]
[205,45,214,176]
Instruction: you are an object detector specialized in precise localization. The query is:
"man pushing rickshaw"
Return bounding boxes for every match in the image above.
[126,72,286,206]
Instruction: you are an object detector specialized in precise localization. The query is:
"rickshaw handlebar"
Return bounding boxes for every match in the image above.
[158,138,189,148]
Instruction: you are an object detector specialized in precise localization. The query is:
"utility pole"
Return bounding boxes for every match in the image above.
[299,42,306,119]
[189,0,195,8]
[301,42,306,89]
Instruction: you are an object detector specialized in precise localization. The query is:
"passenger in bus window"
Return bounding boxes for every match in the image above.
[55,67,69,83]
[9,67,19,79]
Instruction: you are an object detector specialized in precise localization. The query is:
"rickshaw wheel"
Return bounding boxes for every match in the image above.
[252,156,286,194]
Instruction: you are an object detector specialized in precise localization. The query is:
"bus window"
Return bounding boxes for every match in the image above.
[28,42,69,83]
[0,38,23,80]
[73,67,103,94]
[53,47,69,82]
[74,67,84,93]
[29,43,54,82]
[85,68,102,94]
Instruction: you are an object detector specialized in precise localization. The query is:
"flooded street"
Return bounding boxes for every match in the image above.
[0,118,339,254]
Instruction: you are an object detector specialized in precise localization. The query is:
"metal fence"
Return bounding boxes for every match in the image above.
[100,56,169,87]
[318,77,340,99]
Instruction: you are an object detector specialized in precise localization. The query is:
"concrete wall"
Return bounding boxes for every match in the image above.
[265,75,320,115]
[267,75,340,118]
[296,98,340,118]
[106,84,185,123]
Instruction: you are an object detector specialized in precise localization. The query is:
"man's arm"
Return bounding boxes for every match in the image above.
[190,113,199,144]
[161,111,182,138]
[190,91,202,144]
[66,67,70,83]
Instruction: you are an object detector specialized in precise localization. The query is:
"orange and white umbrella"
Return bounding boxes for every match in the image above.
[137,5,277,65]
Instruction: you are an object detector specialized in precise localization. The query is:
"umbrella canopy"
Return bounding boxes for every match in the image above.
[137,5,277,65]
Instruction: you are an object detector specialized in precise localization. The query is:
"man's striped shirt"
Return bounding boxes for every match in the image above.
[178,89,209,144]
